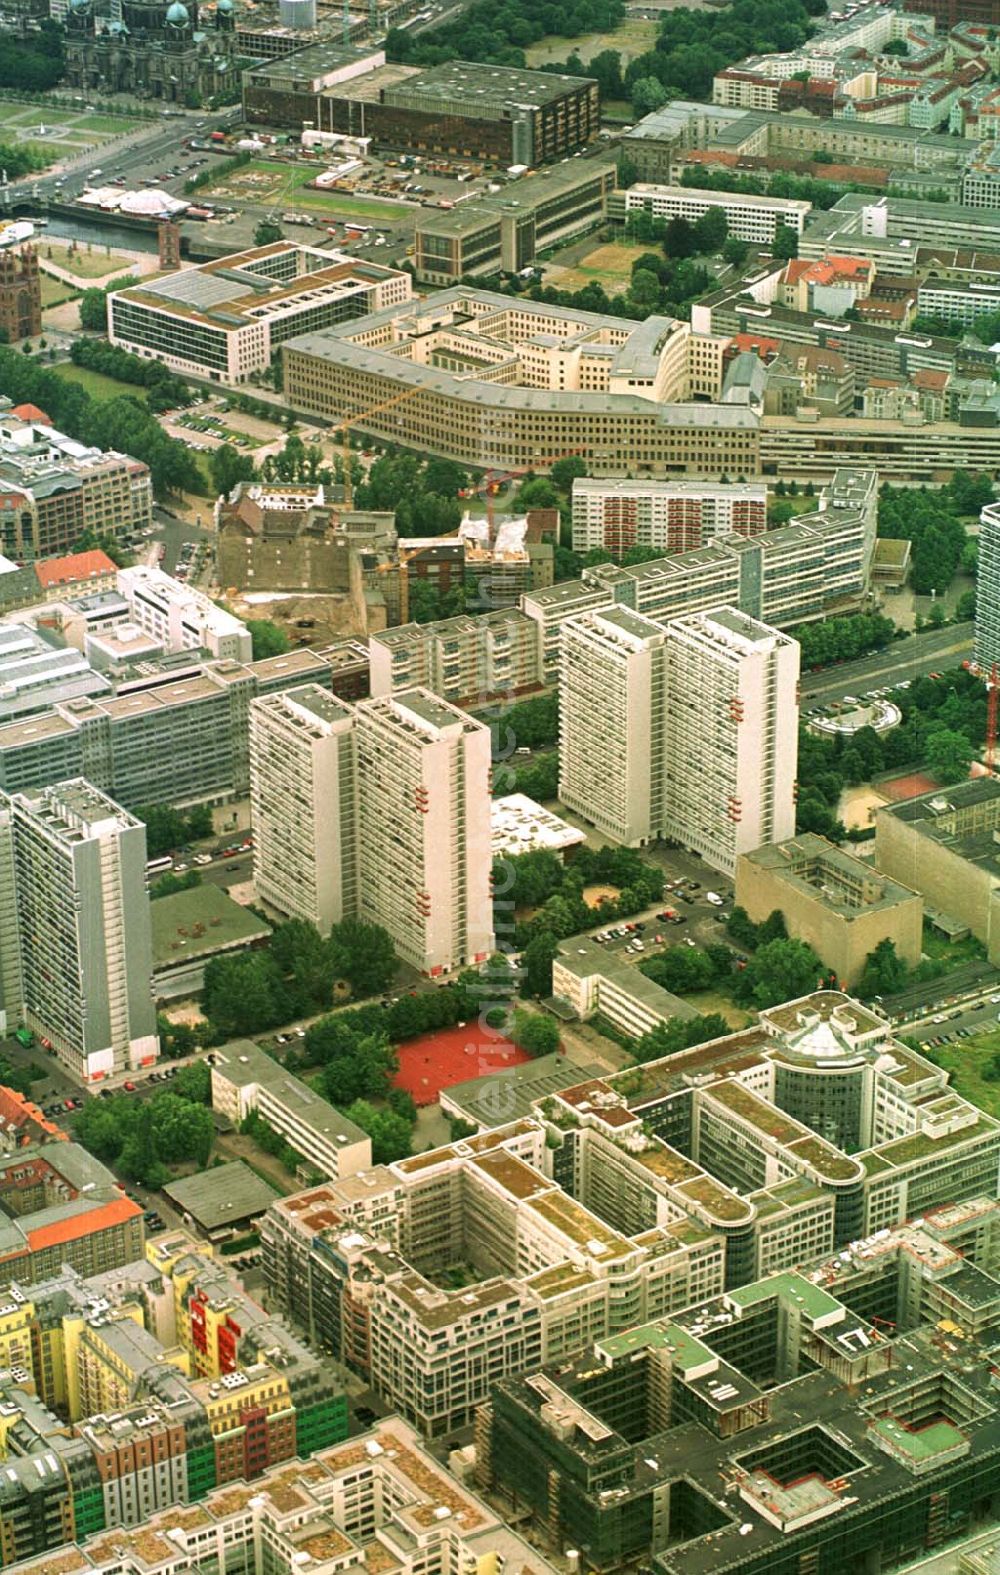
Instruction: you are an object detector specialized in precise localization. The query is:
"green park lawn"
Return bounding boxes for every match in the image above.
[925,1031,1000,1121]
[524,15,656,64]
[39,273,79,308]
[75,114,141,134]
[283,165,411,221]
[51,362,147,403]
[39,242,126,279]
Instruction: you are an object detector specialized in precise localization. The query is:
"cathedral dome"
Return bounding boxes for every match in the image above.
[217,0,234,11]
[165,0,190,23]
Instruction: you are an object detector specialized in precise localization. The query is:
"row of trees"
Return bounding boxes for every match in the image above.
[496,750,559,803]
[0,348,203,497]
[792,610,897,672]
[488,688,559,751]
[501,262,710,327]
[184,150,253,196]
[632,1011,731,1064]
[79,277,138,334]
[0,142,48,180]
[69,337,192,414]
[914,308,1000,346]
[211,432,346,513]
[201,918,397,1039]
[676,163,871,214]
[354,453,467,538]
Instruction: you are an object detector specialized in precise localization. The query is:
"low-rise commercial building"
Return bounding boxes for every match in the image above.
[491,794,585,861]
[876,776,1000,961]
[736,833,923,986]
[244,52,599,165]
[117,566,252,663]
[211,1039,372,1182]
[414,161,615,285]
[283,289,753,478]
[619,181,812,240]
[151,884,271,1000]
[108,242,411,385]
[162,1162,279,1244]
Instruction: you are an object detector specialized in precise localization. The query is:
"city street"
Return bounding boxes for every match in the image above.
[800,621,974,705]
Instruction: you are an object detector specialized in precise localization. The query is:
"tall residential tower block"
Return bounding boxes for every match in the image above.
[250,685,359,935]
[559,605,799,874]
[249,684,493,973]
[0,780,157,1081]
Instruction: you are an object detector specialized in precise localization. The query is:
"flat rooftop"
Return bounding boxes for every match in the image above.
[740,833,920,917]
[442,1051,602,1127]
[383,58,596,112]
[150,884,271,970]
[114,244,404,334]
[163,1161,281,1231]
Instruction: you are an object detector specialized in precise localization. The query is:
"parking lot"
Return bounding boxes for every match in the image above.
[804,676,912,723]
[580,872,738,968]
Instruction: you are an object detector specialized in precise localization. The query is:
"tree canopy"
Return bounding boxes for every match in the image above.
[0,347,202,497]
[74,1087,214,1188]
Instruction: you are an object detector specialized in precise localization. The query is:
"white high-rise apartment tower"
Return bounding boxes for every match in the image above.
[560,607,667,846]
[250,684,358,934]
[975,501,1000,671]
[662,607,799,875]
[354,688,494,975]
[1,780,158,1082]
[558,604,799,874]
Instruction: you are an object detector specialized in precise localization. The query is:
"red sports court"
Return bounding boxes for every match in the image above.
[394,1023,530,1106]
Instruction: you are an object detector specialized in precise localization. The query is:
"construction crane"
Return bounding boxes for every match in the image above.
[327,378,433,508]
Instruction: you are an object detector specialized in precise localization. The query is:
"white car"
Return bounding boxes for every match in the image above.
[706,891,724,906]
[193,853,212,866]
